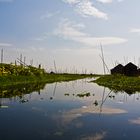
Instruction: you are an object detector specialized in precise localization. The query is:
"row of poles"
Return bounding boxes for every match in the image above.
[0,48,34,66]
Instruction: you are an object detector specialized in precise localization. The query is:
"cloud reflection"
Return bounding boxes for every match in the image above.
[129,117,140,125]
[81,131,107,140]
[62,105,127,124]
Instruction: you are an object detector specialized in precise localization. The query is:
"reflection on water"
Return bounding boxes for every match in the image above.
[81,131,107,140]
[1,78,140,140]
[129,117,140,125]
[0,83,46,98]
[61,105,127,125]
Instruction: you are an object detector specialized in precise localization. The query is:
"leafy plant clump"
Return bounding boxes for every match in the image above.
[94,74,140,94]
[76,92,91,97]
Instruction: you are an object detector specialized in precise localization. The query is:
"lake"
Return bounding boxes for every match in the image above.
[0,78,140,140]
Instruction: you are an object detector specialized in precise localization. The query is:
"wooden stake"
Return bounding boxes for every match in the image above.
[1,49,3,64]
[54,60,57,73]
[100,43,106,75]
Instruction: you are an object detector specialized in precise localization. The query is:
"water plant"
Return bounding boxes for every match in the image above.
[94,74,140,94]
[76,92,90,97]
[93,100,98,106]
[64,93,70,96]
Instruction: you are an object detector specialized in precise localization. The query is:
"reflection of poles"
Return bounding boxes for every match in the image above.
[50,82,57,100]
[123,93,127,102]
[53,82,57,97]
[0,98,2,107]
[38,90,40,95]
[133,93,136,102]
[100,87,105,112]
[100,88,112,113]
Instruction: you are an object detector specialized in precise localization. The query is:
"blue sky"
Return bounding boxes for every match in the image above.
[0,0,140,73]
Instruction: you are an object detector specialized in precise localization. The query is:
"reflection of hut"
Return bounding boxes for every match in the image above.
[123,62,138,76]
[111,64,124,75]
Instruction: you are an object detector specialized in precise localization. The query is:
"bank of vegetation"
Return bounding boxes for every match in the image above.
[0,63,94,87]
[94,74,140,93]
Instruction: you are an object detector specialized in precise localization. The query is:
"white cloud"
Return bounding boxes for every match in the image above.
[96,0,113,4]
[32,33,48,42]
[62,0,80,4]
[96,0,124,3]
[40,11,60,20]
[129,28,140,34]
[77,0,108,19]
[0,43,13,47]
[62,0,108,20]
[54,19,127,46]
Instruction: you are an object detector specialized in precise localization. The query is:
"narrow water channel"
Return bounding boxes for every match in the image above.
[0,78,140,140]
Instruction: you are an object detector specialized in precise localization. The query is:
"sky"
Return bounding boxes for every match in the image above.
[0,0,140,74]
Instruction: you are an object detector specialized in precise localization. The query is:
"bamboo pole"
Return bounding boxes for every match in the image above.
[99,55,110,73]
[1,48,3,64]
[54,60,57,73]
[100,44,106,75]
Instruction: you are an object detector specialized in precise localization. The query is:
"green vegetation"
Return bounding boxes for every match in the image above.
[0,73,93,87]
[64,93,70,96]
[0,63,45,76]
[0,82,46,98]
[76,92,91,97]
[94,74,140,94]
[0,63,95,88]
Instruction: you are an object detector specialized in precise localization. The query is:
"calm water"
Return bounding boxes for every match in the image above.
[1,78,140,140]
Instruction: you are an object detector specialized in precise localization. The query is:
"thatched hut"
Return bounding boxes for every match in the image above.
[138,68,140,76]
[111,64,124,75]
[123,62,138,76]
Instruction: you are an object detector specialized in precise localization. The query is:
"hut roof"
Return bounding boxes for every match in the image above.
[124,62,137,69]
[114,64,123,69]
[110,64,124,75]
[111,64,124,71]
[123,62,138,76]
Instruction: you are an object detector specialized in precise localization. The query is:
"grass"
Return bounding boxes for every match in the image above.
[0,73,94,87]
[0,63,98,87]
[93,74,140,94]
[0,73,95,98]
[0,82,46,98]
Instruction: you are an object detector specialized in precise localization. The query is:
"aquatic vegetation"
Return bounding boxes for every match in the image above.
[109,95,115,99]
[93,100,98,106]
[76,92,90,97]
[64,93,70,96]
[0,73,94,88]
[0,83,46,98]
[0,105,8,108]
[93,74,140,94]
[20,99,29,103]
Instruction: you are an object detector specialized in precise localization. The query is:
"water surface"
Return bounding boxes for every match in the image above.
[0,78,140,140]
